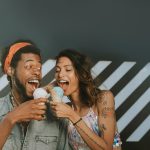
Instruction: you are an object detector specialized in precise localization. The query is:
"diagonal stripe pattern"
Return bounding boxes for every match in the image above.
[91,61,112,79]
[99,61,136,90]
[127,115,150,142]
[117,88,150,133]
[0,60,149,142]
[115,63,150,109]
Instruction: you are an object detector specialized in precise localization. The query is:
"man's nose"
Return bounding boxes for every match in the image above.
[32,67,41,76]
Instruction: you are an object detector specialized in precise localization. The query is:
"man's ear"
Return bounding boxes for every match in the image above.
[7,67,14,76]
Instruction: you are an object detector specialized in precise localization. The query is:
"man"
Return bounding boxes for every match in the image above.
[0,40,70,150]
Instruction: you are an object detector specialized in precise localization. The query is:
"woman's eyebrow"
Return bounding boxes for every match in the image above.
[56,64,73,67]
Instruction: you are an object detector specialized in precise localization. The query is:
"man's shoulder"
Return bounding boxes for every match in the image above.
[0,94,10,104]
[0,94,11,116]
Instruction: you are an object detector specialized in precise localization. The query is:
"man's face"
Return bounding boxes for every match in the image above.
[12,53,42,99]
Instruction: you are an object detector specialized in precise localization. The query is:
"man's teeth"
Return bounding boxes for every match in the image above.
[28,80,39,89]
[28,79,39,83]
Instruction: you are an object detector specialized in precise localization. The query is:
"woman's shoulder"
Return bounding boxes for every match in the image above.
[95,90,115,117]
[98,90,114,101]
[96,90,115,109]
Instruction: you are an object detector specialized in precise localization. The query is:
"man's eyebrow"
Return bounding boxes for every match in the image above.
[24,59,33,62]
[24,59,41,63]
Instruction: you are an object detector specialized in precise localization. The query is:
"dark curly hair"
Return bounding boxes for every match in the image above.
[55,49,100,107]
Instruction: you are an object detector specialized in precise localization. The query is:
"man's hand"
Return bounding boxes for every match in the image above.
[6,98,47,125]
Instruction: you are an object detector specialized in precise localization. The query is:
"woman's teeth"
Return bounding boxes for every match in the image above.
[57,80,69,88]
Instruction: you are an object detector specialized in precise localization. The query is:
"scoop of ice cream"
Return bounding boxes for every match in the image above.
[51,86,64,102]
[53,87,64,98]
[33,88,49,99]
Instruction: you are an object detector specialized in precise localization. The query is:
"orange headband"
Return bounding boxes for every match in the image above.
[4,42,31,73]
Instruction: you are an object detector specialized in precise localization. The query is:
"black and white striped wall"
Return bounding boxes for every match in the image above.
[0,60,149,149]
[0,1,150,149]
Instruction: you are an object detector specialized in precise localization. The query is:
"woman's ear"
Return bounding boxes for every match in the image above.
[7,67,14,77]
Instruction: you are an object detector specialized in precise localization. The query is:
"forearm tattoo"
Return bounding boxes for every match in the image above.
[99,123,107,138]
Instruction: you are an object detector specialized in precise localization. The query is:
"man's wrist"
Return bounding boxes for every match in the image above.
[5,111,17,126]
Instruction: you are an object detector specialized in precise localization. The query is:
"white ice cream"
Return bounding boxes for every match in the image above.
[33,88,49,99]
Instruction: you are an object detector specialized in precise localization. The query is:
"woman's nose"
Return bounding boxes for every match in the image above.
[58,71,65,78]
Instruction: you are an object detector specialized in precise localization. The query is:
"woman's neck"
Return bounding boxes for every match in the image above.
[70,97,88,111]
[70,94,81,107]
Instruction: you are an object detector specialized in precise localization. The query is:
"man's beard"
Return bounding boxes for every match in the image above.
[13,74,33,101]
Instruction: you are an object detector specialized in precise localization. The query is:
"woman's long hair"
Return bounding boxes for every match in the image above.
[56,49,101,107]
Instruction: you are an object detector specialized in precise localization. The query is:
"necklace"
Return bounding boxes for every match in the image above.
[10,91,20,108]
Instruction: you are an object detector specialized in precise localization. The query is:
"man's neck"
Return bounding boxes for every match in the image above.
[11,89,23,106]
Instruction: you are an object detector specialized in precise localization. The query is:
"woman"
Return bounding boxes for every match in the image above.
[49,49,122,150]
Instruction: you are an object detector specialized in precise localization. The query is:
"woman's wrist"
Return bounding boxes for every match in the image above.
[73,117,82,126]
[68,111,81,124]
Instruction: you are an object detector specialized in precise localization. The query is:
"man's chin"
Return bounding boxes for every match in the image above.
[24,91,34,100]
[28,95,34,99]
[27,93,34,99]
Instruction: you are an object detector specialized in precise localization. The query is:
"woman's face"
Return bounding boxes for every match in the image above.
[55,56,79,96]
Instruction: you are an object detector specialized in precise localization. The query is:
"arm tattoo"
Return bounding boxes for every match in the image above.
[97,91,115,106]
[97,95,106,104]
[99,124,107,138]
[101,107,115,118]
[102,100,107,105]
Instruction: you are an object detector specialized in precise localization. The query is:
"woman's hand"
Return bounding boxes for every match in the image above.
[50,101,72,118]
[50,101,80,122]
[43,80,58,94]
[43,83,54,93]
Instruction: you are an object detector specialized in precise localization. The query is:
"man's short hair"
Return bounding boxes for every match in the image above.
[1,39,41,73]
